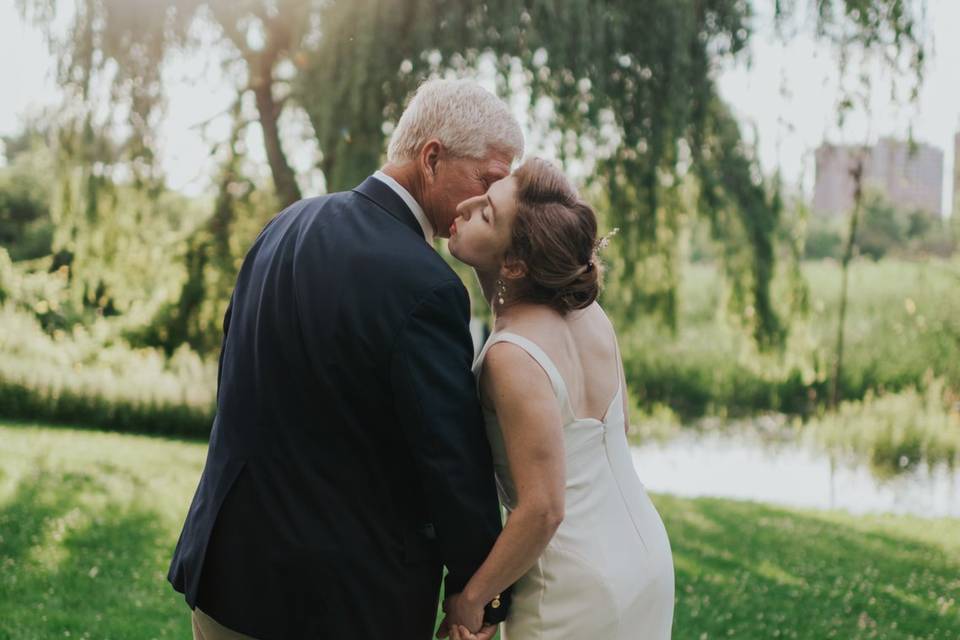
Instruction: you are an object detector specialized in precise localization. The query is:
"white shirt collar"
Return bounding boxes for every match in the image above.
[373,170,434,244]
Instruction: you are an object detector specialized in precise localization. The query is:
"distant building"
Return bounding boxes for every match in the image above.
[813,137,944,217]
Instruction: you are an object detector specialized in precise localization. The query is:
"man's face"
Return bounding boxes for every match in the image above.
[422,150,513,239]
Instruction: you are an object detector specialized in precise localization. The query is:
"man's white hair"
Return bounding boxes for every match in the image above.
[387,79,524,163]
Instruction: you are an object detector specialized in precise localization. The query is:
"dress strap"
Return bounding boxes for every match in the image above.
[478,331,576,423]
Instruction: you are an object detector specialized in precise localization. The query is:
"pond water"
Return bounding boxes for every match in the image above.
[630,423,960,519]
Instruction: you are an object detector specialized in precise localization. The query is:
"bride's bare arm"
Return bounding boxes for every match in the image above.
[452,342,566,624]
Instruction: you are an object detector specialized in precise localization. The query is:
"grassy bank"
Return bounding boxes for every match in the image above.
[621,258,960,418]
[0,422,957,639]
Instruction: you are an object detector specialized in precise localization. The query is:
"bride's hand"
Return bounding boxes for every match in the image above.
[452,623,498,640]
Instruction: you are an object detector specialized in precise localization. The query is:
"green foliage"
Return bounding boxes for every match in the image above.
[0,133,55,261]
[808,378,960,477]
[299,0,926,350]
[298,0,783,342]
[858,192,956,260]
[803,195,957,262]
[3,257,954,438]
[0,125,244,356]
[18,0,318,205]
[16,0,316,355]
[617,258,960,419]
[2,0,940,435]
[689,99,787,348]
[804,217,846,260]
[126,114,280,356]
[53,179,207,318]
[0,305,215,437]
[296,0,437,190]
[0,249,84,332]
[15,0,932,362]
[857,193,906,259]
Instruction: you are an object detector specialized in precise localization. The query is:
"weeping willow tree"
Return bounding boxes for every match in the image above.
[15,0,182,316]
[300,0,927,346]
[18,0,319,206]
[18,0,927,353]
[17,0,322,348]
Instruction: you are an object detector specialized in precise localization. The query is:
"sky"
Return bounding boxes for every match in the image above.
[715,1,960,216]
[1,1,958,215]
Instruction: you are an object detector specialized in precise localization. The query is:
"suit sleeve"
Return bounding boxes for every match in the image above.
[215,293,234,404]
[389,280,505,597]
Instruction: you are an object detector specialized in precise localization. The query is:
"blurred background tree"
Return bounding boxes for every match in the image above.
[0,122,54,262]
[15,0,930,354]
[0,0,943,435]
[15,0,322,352]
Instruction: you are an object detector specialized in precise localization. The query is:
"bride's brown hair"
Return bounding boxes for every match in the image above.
[507,158,602,314]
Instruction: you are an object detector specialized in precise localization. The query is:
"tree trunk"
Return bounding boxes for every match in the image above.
[215,9,302,208]
[830,155,865,410]
[252,76,301,207]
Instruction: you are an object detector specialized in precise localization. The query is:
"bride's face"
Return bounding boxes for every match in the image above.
[448,175,519,272]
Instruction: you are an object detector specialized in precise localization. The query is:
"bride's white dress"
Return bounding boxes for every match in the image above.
[473,331,675,639]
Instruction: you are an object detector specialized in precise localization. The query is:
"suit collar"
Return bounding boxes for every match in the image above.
[372,171,434,243]
[353,175,433,243]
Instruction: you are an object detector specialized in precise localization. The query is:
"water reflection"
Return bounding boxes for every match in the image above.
[631,424,960,518]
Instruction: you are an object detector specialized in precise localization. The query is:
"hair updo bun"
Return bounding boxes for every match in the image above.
[508,158,603,314]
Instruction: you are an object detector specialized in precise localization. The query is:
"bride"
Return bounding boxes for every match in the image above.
[439,158,675,640]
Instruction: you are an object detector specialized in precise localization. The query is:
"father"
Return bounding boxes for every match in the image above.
[168,79,524,639]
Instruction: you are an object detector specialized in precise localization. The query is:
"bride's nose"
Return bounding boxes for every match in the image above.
[455,198,476,220]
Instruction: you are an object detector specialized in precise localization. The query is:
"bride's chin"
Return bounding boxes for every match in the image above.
[448,243,469,264]
[451,249,482,270]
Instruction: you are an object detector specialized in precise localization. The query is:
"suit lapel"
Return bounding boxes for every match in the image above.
[353,176,424,239]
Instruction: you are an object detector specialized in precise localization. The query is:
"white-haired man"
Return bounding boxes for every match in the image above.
[168,79,524,640]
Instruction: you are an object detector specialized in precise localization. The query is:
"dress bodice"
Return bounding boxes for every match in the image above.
[472,331,627,512]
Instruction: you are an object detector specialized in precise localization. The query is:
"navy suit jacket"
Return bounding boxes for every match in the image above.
[168,176,508,639]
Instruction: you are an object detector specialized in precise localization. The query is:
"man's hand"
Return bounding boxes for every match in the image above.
[447,592,485,633]
[451,624,498,640]
[439,593,484,635]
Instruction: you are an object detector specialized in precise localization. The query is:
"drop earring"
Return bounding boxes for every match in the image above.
[496,278,507,307]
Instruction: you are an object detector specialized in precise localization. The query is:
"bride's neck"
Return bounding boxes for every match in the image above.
[474,268,499,309]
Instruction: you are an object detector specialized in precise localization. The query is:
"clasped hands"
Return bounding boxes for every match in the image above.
[436,592,497,640]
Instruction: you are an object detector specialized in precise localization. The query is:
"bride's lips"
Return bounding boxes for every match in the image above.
[449,220,458,236]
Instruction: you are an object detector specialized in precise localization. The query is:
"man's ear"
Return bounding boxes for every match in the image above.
[419,139,443,183]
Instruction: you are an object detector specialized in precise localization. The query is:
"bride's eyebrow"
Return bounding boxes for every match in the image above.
[486,194,497,221]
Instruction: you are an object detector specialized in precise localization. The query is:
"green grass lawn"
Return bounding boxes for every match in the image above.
[1,421,959,639]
